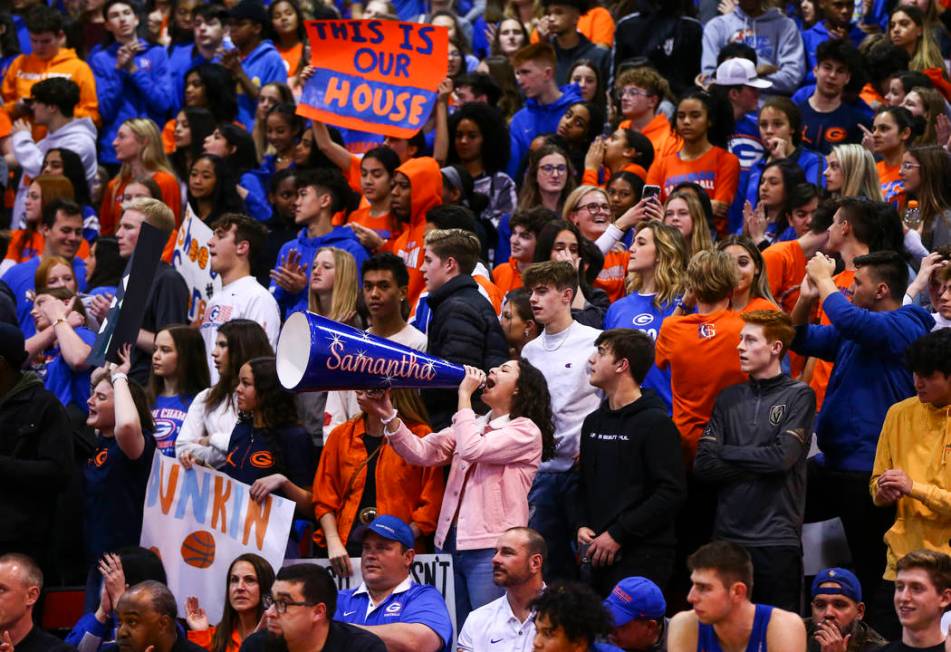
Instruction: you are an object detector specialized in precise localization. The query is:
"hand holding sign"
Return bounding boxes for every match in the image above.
[298,20,449,138]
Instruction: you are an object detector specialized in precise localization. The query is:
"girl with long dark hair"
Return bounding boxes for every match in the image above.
[171,107,216,180]
[744,159,807,245]
[869,105,922,206]
[187,154,245,224]
[41,148,99,242]
[162,63,237,153]
[362,360,554,626]
[203,124,272,223]
[148,324,210,457]
[901,145,951,249]
[269,0,308,92]
[534,219,609,328]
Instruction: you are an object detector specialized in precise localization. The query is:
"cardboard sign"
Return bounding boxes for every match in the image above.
[298,20,448,138]
[171,206,221,323]
[293,554,457,633]
[87,222,167,367]
[140,452,295,622]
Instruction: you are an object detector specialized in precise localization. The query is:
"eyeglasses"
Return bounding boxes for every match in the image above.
[616,88,651,100]
[539,164,567,175]
[575,202,611,214]
[269,597,317,614]
[900,162,921,171]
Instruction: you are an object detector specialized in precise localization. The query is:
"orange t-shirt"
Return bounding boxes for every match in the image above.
[393,220,428,307]
[876,160,905,208]
[762,240,806,314]
[809,270,855,411]
[475,274,504,315]
[3,230,91,264]
[594,249,630,302]
[277,41,304,77]
[341,205,398,241]
[492,259,524,296]
[161,117,175,154]
[188,627,241,652]
[655,307,747,467]
[577,6,615,47]
[100,169,182,236]
[740,296,780,313]
[582,162,648,188]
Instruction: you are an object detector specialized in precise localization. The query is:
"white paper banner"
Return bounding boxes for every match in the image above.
[292,554,457,634]
[171,206,221,323]
[140,452,295,622]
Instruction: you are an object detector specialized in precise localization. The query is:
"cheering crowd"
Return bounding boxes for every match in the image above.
[2,0,951,650]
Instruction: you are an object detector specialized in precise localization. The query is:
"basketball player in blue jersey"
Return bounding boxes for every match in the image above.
[667,542,805,652]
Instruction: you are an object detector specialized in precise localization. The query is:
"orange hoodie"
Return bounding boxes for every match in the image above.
[390,157,443,307]
[2,49,100,140]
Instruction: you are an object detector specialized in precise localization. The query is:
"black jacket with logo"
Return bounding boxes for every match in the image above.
[694,373,816,548]
[569,390,686,549]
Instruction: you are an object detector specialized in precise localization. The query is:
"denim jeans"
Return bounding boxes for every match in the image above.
[528,470,577,581]
[437,526,504,628]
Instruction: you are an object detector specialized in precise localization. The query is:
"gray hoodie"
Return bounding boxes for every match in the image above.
[701,6,805,94]
[11,117,98,228]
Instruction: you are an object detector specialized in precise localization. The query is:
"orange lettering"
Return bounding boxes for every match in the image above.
[325,77,349,107]
[243,496,273,550]
[211,475,232,533]
[159,463,180,514]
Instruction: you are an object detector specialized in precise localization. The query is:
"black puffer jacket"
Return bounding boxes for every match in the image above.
[422,275,509,429]
[0,372,74,547]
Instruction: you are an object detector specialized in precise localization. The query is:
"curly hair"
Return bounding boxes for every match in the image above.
[448,102,511,175]
[509,358,555,461]
[184,64,237,123]
[530,582,613,645]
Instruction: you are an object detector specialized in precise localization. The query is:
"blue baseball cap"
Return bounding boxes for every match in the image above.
[355,515,416,550]
[811,568,862,602]
[603,577,666,626]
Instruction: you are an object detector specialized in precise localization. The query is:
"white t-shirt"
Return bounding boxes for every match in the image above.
[200,275,281,383]
[521,320,602,472]
[323,323,428,442]
[174,388,239,468]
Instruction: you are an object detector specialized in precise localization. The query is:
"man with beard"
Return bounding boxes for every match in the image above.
[803,568,886,652]
[457,527,547,651]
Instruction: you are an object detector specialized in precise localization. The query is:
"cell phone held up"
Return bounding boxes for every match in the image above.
[642,184,661,204]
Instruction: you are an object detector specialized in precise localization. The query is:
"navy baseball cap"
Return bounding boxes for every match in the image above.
[356,515,415,549]
[811,568,862,602]
[604,577,666,626]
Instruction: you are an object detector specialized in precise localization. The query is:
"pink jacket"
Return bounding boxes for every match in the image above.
[386,408,542,550]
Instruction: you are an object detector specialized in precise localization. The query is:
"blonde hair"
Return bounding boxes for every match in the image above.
[562,185,609,220]
[686,249,739,304]
[665,190,714,258]
[117,119,177,183]
[625,220,687,308]
[831,144,883,200]
[308,247,359,322]
[124,197,176,232]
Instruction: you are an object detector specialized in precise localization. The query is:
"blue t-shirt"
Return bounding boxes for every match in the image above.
[151,393,194,458]
[604,292,678,413]
[795,97,871,155]
[223,421,315,491]
[335,581,453,652]
[84,432,157,560]
[43,326,97,410]
[727,112,766,234]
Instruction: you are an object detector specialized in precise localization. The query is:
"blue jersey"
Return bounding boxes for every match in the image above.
[151,393,194,458]
[336,580,453,652]
[604,292,677,413]
[43,326,97,411]
[698,604,773,652]
[728,112,766,234]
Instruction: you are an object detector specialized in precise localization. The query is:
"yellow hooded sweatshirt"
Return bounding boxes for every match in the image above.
[871,396,951,580]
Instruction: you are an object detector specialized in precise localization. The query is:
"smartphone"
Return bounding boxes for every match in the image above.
[642,184,661,203]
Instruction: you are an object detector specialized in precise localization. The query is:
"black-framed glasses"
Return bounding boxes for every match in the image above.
[270,597,317,613]
[575,202,611,214]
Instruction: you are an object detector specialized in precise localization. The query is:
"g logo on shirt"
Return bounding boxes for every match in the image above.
[632,313,655,327]
[93,449,108,467]
[384,602,402,616]
[250,451,274,469]
[698,323,716,339]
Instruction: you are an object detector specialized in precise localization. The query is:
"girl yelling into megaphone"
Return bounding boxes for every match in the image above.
[359,360,555,628]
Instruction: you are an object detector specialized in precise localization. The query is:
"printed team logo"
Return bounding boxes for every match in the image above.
[250,451,274,469]
[698,323,716,339]
[93,449,109,467]
[384,602,403,615]
[203,304,233,326]
[153,418,175,442]
[632,313,655,327]
[728,135,765,172]
[769,404,786,426]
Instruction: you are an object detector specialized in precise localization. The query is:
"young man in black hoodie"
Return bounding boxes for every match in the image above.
[694,310,815,613]
[570,328,686,595]
[419,228,508,429]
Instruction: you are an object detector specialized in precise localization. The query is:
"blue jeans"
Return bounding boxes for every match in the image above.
[528,470,577,581]
[437,527,504,628]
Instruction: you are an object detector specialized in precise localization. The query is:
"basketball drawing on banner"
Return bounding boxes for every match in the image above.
[298,20,449,138]
[172,205,221,323]
[140,452,295,622]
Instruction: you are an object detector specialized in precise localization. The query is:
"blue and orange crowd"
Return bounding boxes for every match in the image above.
[2,0,951,651]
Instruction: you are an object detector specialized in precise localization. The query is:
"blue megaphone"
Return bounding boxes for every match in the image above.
[276,311,465,392]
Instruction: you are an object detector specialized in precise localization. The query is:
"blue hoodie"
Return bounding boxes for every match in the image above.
[791,292,935,472]
[701,7,804,93]
[89,40,175,165]
[235,40,288,131]
[506,83,583,180]
[801,21,867,85]
[269,226,368,317]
